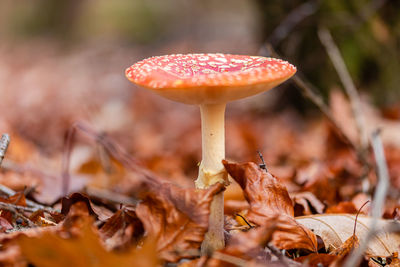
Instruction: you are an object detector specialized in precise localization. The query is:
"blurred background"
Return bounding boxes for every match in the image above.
[0,0,399,198]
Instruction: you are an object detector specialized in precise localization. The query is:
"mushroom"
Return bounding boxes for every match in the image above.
[125,53,296,254]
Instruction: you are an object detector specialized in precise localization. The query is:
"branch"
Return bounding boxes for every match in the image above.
[0,134,10,167]
[318,26,368,151]
[261,0,320,49]
[344,130,389,267]
[62,121,163,197]
[0,184,58,213]
[85,187,138,206]
[263,45,365,164]
[0,202,35,227]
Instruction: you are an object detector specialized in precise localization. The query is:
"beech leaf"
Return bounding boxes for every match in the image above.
[223,160,317,252]
[16,216,158,267]
[296,214,400,256]
[135,178,224,262]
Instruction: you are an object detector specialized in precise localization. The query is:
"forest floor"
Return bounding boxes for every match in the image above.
[0,42,400,267]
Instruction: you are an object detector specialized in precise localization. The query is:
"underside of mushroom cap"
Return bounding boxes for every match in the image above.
[126,53,296,105]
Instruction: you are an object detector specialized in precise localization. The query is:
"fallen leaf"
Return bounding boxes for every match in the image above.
[330,90,400,147]
[99,208,144,250]
[330,235,359,256]
[223,160,317,252]
[296,214,400,256]
[0,192,27,225]
[0,217,13,231]
[224,199,249,215]
[292,191,325,216]
[205,223,275,267]
[326,202,358,214]
[16,216,158,267]
[295,253,339,267]
[136,177,224,262]
[389,252,400,267]
[61,193,98,218]
[0,192,27,206]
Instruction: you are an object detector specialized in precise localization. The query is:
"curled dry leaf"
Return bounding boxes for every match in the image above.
[61,192,98,218]
[99,208,144,250]
[223,160,317,252]
[291,191,325,216]
[16,216,158,267]
[330,235,359,256]
[135,177,224,262]
[296,214,400,256]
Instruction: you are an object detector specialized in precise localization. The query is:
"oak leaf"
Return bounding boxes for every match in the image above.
[223,160,317,252]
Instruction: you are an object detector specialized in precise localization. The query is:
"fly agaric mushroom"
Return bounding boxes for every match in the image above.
[125,53,296,254]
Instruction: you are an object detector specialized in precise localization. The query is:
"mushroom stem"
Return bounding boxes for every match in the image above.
[197,103,227,255]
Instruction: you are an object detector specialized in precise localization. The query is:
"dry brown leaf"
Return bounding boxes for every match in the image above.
[16,216,158,267]
[224,199,249,215]
[223,160,317,252]
[296,214,400,256]
[61,193,98,218]
[99,208,144,250]
[330,235,359,256]
[195,223,300,267]
[0,217,13,232]
[135,178,224,262]
[295,253,339,267]
[389,252,400,267]
[292,191,325,216]
[0,192,27,226]
[330,90,400,147]
[326,202,358,214]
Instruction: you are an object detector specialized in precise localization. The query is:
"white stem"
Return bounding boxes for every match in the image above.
[196,103,227,189]
[197,103,227,255]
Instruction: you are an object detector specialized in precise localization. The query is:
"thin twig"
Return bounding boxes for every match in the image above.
[64,121,161,183]
[0,202,38,213]
[0,203,35,227]
[0,184,58,213]
[353,200,370,237]
[344,130,389,267]
[62,126,76,196]
[85,187,138,206]
[257,150,267,172]
[359,0,387,21]
[261,0,320,49]
[264,45,364,163]
[0,134,10,167]
[318,26,368,151]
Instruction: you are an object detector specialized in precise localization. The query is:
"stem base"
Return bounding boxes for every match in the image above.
[201,191,225,255]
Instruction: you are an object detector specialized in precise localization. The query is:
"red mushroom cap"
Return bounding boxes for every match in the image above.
[126,53,296,105]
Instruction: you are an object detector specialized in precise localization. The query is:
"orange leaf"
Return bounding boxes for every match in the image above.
[223,160,317,252]
[136,179,224,262]
[16,216,158,267]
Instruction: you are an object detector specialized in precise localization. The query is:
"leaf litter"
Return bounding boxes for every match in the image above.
[0,45,400,266]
